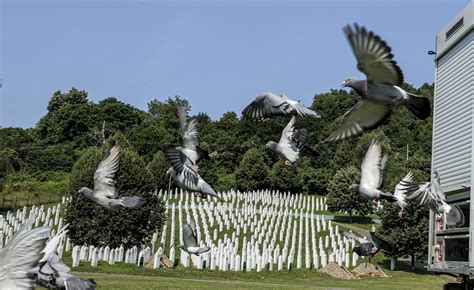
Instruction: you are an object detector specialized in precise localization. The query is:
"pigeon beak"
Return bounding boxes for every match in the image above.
[341,82,346,88]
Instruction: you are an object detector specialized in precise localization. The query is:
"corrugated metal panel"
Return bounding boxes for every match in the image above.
[432,31,474,192]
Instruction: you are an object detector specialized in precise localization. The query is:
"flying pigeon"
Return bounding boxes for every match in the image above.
[36,226,96,290]
[343,231,390,266]
[78,140,146,211]
[0,222,50,290]
[242,92,320,120]
[390,172,415,217]
[180,218,210,256]
[403,170,464,227]
[326,24,431,141]
[351,140,396,207]
[164,148,220,199]
[266,116,308,166]
[177,105,212,168]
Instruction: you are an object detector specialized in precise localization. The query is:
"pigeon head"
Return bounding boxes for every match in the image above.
[78,187,93,198]
[266,141,277,151]
[342,77,358,88]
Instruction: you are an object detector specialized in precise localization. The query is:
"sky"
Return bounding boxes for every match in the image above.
[0,0,469,128]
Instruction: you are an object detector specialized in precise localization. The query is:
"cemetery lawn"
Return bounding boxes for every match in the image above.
[70,260,454,289]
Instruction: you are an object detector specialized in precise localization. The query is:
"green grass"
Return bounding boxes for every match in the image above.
[68,259,455,290]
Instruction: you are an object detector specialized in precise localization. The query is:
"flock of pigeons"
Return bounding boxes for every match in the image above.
[0,23,456,288]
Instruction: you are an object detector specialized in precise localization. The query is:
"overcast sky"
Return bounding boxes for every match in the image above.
[0,0,468,128]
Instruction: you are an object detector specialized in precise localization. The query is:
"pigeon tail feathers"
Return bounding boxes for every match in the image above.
[379,192,397,203]
[405,93,431,120]
[119,196,146,208]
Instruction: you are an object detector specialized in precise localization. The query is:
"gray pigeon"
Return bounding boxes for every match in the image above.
[78,140,146,211]
[326,24,431,141]
[351,140,396,206]
[343,231,390,266]
[180,218,210,256]
[403,170,464,227]
[0,222,50,290]
[266,116,308,166]
[177,105,211,167]
[390,172,414,217]
[242,92,320,120]
[36,226,96,290]
[164,148,220,199]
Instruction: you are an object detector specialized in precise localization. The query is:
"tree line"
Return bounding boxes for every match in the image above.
[0,84,434,263]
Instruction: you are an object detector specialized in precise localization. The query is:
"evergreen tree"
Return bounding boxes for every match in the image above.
[326,165,371,221]
[235,148,270,191]
[65,139,165,248]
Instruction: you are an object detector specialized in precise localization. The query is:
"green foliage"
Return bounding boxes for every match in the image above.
[235,148,270,191]
[1,172,69,197]
[215,173,236,192]
[269,161,300,193]
[21,144,74,173]
[298,163,331,195]
[147,151,170,192]
[47,88,89,112]
[378,203,429,262]
[326,166,371,219]
[65,142,166,248]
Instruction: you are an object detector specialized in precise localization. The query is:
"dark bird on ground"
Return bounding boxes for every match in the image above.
[343,231,391,266]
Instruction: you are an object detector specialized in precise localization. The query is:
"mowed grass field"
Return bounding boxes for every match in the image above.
[68,258,455,290]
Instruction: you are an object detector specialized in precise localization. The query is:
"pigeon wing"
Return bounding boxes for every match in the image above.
[181,164,200,190]
[344,23,404,86]
[164,148,191,175]
[178,105,200,151]
[93,141,120,199]
[279,116,296,145]
[377,153,389,188]
[242,93,293,119]
[293,128,308,151]
[65,276,97,290]
[189,218,198,239]
[325,99,391,141]
[360,140,383,190]
[182,224,198,249]
[0,225,50,289]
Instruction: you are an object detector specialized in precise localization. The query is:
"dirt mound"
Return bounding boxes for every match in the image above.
[352,263,389,278]
[318,262,355,280]
[143,254,174,269]
[143,256,155,269]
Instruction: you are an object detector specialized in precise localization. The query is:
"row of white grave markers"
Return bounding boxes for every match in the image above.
[0,190,363,272]
[154,188,362,272]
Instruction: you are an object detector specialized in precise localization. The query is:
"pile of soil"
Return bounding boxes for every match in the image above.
[143,254,174,269]
[143,256,155,269]
[352,263,389,278]
[318,262,355,280]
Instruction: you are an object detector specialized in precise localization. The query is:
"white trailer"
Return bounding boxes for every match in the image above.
[428,0,474,285]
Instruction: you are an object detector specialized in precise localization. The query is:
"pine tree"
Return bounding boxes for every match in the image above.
[326,165,371,222]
